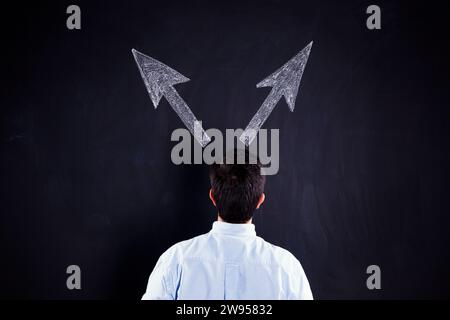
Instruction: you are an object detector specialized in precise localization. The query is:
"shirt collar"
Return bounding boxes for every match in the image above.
[211,221,256,237]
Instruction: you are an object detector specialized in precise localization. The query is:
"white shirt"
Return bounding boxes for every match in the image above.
[142,221,313,300]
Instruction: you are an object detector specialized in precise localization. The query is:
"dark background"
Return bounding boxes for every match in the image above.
[1,0,449,299]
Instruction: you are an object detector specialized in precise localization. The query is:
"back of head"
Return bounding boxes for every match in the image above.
[209,149,266,223]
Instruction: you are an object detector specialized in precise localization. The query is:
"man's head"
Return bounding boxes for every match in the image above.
[209,149,266,223]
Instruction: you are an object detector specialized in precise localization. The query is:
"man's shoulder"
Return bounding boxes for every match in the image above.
[255,236,303,269]
[159,232,210,261]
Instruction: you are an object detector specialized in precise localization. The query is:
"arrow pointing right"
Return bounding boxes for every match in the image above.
[239,41,313,146]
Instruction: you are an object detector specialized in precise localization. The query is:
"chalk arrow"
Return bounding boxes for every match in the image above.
[132,49,211,147]
[239,41,313,146]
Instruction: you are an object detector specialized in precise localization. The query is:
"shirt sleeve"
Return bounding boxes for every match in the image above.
[287,258,314,300]
[142,246,179,300]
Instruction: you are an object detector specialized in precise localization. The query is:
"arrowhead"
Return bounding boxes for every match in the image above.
[132,49,190,108]
[256,41,313,111]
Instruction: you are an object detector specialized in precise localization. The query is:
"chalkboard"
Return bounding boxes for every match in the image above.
[1,0,449,299]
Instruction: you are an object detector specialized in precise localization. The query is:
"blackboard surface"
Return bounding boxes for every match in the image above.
[1,0,449,299]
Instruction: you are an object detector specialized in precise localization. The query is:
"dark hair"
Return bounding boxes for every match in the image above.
[209,149,266,223]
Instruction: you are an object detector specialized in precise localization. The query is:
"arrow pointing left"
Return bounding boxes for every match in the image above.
[132,49,211,147]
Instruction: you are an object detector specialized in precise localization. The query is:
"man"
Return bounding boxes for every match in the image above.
[142,150,313,300]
